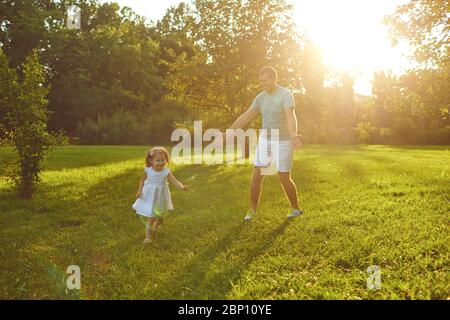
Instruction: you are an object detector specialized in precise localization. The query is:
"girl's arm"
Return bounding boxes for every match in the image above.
[167,171,189,191]
[136,172,147,198]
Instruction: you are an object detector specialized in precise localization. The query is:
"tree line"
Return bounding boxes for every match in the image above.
[0,0,448,198]
[1,0,449,145]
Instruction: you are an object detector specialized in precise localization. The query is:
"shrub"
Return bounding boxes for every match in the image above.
[320,126,357,144]
[425,125,450,144]
[77,118,99,145]
[77,110,139,145]
[53,130,69,146]
[76,101,190,145]
[377,127,393,144]
[392,117,418,144]
[0,49,54,199]
[355,122,377,143]
[97,111,139,145]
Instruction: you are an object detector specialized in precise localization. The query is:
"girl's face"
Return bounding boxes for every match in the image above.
[152,152,167,171]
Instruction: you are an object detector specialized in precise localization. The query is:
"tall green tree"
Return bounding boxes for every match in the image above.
[43,1,165,134]
[0,49,54,199]
[384,0,449,65]
[164,0,304,129]
[1,0,168,135]
[0,0,56,68]
[382,0,450,143]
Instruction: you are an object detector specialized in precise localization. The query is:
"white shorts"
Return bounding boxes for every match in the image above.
[253,137,294,174]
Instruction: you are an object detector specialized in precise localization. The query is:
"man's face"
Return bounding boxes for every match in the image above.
[259,73,277,92]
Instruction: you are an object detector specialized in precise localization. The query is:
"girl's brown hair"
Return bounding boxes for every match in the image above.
[145,147,170,167]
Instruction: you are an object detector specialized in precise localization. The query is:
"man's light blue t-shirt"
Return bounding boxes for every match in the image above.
[251,85,295,141]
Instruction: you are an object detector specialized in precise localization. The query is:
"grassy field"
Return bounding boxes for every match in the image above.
[0,145,449,299]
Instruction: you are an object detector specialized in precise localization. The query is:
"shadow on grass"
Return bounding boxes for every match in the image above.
[355,151,449,185]
[308,147,435,184]
[304,144,365,157]
[371,144,449,151]
[3,144,449,299]
[0,153,313,299]
[154,219,293,299]
[0,145,152,173]
[77,162,294,299]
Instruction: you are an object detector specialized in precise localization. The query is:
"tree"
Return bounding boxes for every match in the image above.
[164,0,304,129]
[0,48,54,199]
[372,71,397,128]
[384,0,449,66]
[383,0,450,143]
[43,1,165,134]
[0,0,55,68]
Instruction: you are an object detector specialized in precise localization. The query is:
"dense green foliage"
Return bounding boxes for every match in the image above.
[1,0,448,145]
[0,0,448,198]
[0,49,55,199]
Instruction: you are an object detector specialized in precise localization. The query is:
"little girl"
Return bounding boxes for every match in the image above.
[132,147,188,243]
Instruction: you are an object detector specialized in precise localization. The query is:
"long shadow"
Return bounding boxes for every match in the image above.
[77,162,292,299]
[0,165,147,299]
[339,158,368,181]
[75,163,290,299]
[154,219,293,299]
[1,146,130,173]
[309,149,417,185]
[356,152,448,184]
[0,152,305,298]
[42,147,146,171]
[212,219,293,298]
[305,144,365,154]
[155,221,248,299]
[371,144,449,151]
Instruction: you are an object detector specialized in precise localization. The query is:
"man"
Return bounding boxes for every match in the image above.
[228,66,303,221]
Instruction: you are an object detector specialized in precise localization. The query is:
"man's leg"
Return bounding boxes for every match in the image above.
[278,171,300,210]
[250,166,265,212]
[246,136,270,220]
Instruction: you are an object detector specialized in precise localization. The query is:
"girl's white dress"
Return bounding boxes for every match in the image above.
[132,167,173,217]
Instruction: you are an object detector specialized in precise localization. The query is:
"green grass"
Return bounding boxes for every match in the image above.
[0,145,449,299]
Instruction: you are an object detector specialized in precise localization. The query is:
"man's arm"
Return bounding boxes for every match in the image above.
[284,107,302,149]
[229,106,259,130]
[219,106,258,145]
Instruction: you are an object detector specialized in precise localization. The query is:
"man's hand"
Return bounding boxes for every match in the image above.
[136,191,142,198]
[290,134,303,149]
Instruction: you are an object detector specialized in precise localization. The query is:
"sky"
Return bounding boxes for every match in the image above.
[106,0,414,96]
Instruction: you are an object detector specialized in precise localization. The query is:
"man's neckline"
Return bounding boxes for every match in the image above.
[266,85,280,96]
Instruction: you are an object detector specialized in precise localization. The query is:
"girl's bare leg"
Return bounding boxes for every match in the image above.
[150,218,163,240]
[145,217,155,242]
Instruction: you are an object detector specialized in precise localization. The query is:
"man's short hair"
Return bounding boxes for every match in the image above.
[259,66,278,80]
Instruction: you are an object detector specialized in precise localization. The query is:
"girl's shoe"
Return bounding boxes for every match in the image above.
[142,238,152,244]
[287,209,304,218]
[244,211,256,221]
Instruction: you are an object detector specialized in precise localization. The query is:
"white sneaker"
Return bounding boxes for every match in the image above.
[244,211,256,221]
[287,209,303,218]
